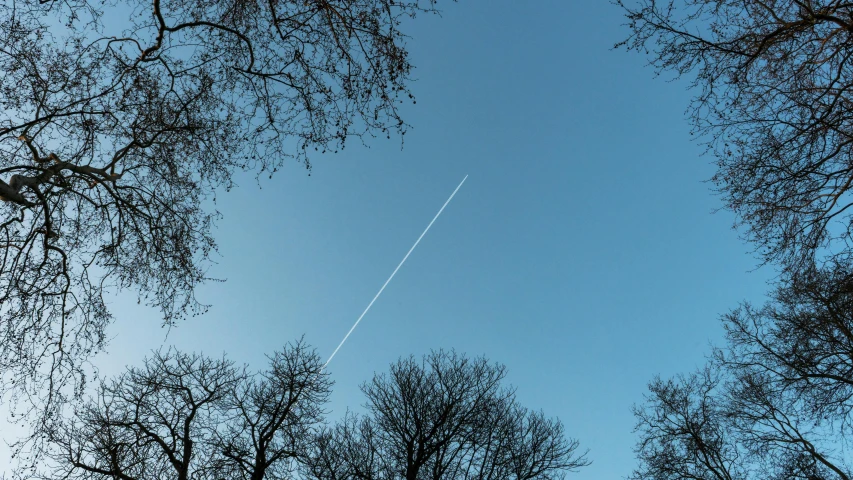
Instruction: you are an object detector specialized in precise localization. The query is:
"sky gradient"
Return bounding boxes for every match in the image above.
[2,2,777,478]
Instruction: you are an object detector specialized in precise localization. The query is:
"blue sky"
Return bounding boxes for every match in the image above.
[2,2,777,478]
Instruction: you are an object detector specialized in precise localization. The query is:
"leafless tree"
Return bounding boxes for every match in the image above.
[616,0,853,271]
[632,369,746,480]
[0,0,448,425]
[304,350,589,480]
[213,341,332,480]
[38,338,331,479]
[631,262,853,480]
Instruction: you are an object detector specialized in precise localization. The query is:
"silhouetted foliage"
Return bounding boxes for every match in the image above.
[35,339,331,480]
[0,0,446,424]
[305,350,589,480]
[631,262,853,480]
[616,0,853,271]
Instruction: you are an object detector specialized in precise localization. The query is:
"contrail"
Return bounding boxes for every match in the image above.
[322,175,468,369]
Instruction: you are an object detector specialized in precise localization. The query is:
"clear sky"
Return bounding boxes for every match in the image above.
[1,2,777,478]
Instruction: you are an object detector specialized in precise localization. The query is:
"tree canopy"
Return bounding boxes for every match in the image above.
[617,2,853,478]
[0,0,444,423]
[617,0,853,270]
[26,346,588,480]
[631,262,853,480]
[307,350,590,480]
[40,339,331,480]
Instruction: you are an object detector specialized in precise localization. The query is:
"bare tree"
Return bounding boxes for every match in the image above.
[632,370,746,480]
[616,3,853,477]
[39,339,331,480]
[42,349,241,480]
[214,341,332,480]
[631,262,853,480]
[0,0,449,423]
[616,0,853,270]
[304,350,589,480]
[38,347,581,480]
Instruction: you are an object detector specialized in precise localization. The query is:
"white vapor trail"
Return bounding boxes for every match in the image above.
[322,175,468,369]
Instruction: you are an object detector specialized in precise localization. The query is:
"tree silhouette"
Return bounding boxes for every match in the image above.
[40,339,331,480]
[0,0,449,427]
[305,350,589,480]
[631,262,853,480]
[617,0,853,271]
